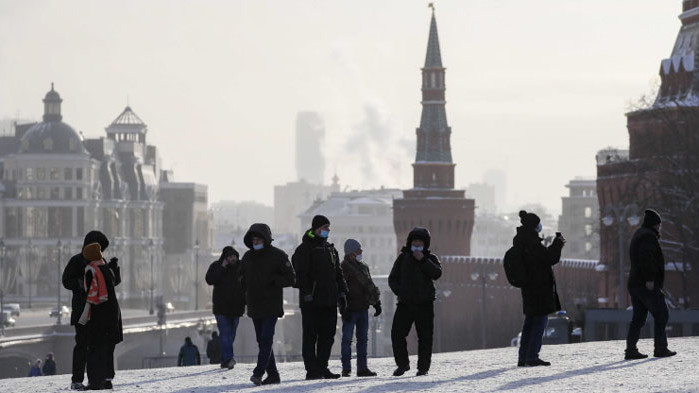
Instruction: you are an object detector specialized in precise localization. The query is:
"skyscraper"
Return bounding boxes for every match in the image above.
[295,111,325,184]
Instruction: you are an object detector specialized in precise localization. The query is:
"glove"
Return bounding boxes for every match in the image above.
[338,293,347,314]
[108,257,119,268]
[303,294,314,303]
[373,303,382,317]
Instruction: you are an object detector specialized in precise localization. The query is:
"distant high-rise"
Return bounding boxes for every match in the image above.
[295,111,325,184]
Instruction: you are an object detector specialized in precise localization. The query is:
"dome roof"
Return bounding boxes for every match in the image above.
[19,121,87,155]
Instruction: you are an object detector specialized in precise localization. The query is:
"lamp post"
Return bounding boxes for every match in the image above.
[194,239,200,311]
[149,239,155,315]
[471,264,498,349]
[602,203,640,310]
[0,239,5,336]
[56,239,63,325]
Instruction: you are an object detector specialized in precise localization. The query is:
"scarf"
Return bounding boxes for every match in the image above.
[78,259,108,325]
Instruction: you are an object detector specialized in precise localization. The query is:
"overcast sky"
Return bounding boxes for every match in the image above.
[0,0,682,214]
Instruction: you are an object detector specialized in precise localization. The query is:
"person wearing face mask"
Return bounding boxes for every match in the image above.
[291,215,348,380]
[205,246,245,370]
[340,239,381,378]
[389,227,442,377]
[514,210,565,367]
[241,223,296,386]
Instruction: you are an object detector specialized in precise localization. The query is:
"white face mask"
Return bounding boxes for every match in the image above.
[355,254,363,262]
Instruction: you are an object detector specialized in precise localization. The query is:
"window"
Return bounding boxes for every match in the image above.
[76,168,83,180]
[585,224,593,236]
[36,187,47,200]
[50,168,60,180]
[64,168,73,180]
[585,242,593,252]
[584,207,592,218]
[26,168,34,181]
[76,187,83,200]
[37,168,46,180]
[431,72,436,88]
[64,187,73,200]
[50,187,60,199]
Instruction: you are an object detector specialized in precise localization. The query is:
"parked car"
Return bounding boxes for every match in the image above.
[2,303,20,317]
[1,311,16,327]
[510,311,575,346]
[49,305,71,318]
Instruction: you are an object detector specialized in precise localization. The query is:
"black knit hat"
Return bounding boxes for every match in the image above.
[312,215,330,230]
[519,210,541,229]
[219,246,238,261]
[642,209,662,227]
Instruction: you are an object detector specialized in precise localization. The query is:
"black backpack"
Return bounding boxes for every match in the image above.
[503,244,528,288]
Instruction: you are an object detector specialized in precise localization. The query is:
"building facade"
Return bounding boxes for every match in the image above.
[273,178,339,236]
[558,178,600,260]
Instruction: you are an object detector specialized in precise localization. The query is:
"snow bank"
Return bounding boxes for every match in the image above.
[1,337,696,392]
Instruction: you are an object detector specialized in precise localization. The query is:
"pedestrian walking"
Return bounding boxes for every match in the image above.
[241,223,296,386]
[28,359,42,377]
[340,239,381,377]
[42,353,57,376]
[206,332,222,365]
[292,215,348,380]
[389,227,442,377]
[625,209,677,360]
[513,210,565,367]
[205,246,245,369]
[178,337,201,367]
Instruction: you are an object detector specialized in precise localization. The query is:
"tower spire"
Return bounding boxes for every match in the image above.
[425,4,443,68]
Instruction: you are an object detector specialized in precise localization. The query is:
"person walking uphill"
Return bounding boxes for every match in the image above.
[292,215,348,380]
[389,227,442,377]
[340,239,381,378]
[625,209,676,360]
[62,231,110,391]
[205,246,245,369]
[513,210,565,367]
[241,223,296,386]
[79,241,123,390]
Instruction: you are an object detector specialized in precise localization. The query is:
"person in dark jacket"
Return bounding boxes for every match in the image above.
[625,209,676,360]
[28,359,42,377]
[178,337,201,366]
[206,331,222,365]
[340,239,381,377]
[62,230,110,391]
[80,241,123,390]
[513,210,565,367]
[291,215,348,380]
[42,353,57,376]
[205,246,245,369]
[241,223,296,386]
[389,227,442,377]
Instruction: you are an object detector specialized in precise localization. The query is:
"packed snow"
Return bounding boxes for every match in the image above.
[1,337,697,392]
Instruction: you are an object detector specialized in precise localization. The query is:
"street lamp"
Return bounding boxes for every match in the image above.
[149,239,155,315]
[471,262,499,349]
[56,239,63,325]
[0,238,5,336]
[194,239,200,311]
[602,203,640,309]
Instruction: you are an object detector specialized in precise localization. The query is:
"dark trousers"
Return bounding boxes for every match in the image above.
[215,314,240,365]
[252,317,278,378]
[71,324,88,383]
[626,287,669,351]
[86,340,115,385]
[341,310,369,372]
[518,315,548,361]
[391,302,434,372]
[301,306,337,374]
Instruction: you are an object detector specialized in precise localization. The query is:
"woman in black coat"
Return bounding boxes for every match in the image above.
[514,210,565,367]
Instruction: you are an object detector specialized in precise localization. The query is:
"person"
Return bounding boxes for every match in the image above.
[205,246,245,369]
[62,231,110,391]
[292,215,348,380]
[389,227,442,377]
[79,242,123,390]
[340,239,381,377]
[28,359,42,377]
[240,223,296,386]
[206,331,222,365]
[625,209,677,360]
[42,353,57,376]
[513,210,565,367]
[178,337,201,367]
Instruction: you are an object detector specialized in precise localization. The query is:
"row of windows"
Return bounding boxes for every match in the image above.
[5,167,84,182]
[17,187,84,200]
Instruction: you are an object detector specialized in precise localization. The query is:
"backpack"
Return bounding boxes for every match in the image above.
[503,244,528,288]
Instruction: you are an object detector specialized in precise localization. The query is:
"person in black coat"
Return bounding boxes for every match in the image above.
[205,246,245,369]
[625,209,676,359]
[291,215,348,380]
[513,210,565,367]
[241,223,296,386]
[62,230,110,391]
[206,331,222,365]
[389,227,442,377]
[42,353,56,376]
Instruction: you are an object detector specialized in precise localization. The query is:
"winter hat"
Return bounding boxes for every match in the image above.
[219,246,238,261]
[312,215,330,230]
[643,209,662,227]
[82,242,103,262]
[344,239,362,255]
[83,230,109,251]
[519,210,541,229]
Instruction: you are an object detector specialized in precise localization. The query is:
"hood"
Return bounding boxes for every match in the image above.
[302,228,325,245]
[403,227,431,251]
[514,226,542,245]
[244,223,274,249]
[83,230,109,251]
[218,246,239,262]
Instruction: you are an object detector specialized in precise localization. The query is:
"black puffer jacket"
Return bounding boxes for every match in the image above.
[241,224,296,318]
[513,226,564,316]
[388,228,442,305]
[205,248,245,317]
[292,229,348,308]
[62,231,110,326]
[85,261,123,345]
[628,225,665,290]
[341,256,381,312]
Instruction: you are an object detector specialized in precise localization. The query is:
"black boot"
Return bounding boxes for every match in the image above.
[654,348,677,358]
[261,374,281,385]
[305,371,323,380]
[624,349,648,360]
[322,369,341,379]
[392,365,410,377]
[525,358,551,367]
[357,369,377,377]
[250,375,263,386]
[416,370,429,376]
[342,369,351,377]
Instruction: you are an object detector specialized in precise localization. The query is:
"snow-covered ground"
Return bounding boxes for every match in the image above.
[1,337,696,392]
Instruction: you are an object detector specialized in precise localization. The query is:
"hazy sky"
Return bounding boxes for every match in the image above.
[0,0,681,214]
